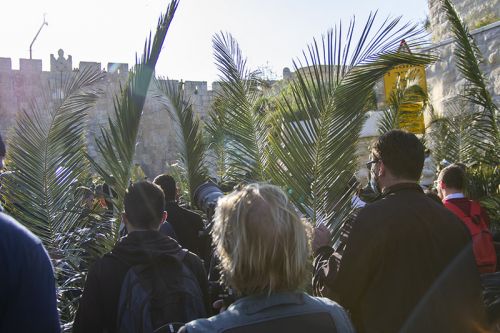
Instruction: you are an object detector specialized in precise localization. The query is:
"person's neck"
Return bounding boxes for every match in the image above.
[380,178,417,192]
[126,225,159,233]
[441,188,463,198]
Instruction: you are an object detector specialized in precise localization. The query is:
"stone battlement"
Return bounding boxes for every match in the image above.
[0,56,130,76]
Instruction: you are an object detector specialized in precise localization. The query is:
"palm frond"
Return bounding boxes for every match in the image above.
[154,78,208,203]
[438,0,499,162]
[212,32,268,182]
[90,0,179,229]
[206,96,230,184]
[267,13,435,224]
[427,97,484,165]
[3,68,104,250]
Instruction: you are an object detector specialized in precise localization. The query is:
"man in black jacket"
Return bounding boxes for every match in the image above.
[154,174,205,258]
[73,181,209,333]
[313,130,487,333]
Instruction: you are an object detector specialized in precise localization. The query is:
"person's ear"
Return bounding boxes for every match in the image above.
[378,160,386,177]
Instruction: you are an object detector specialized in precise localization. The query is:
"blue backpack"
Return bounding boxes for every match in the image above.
[116,251,206,333]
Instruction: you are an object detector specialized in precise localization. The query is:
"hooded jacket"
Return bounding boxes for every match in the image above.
[73,231,209,333]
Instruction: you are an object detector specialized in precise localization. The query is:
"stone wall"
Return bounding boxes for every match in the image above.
[428,0,500,42]
[0,54,215,178]
[424,21,500,116]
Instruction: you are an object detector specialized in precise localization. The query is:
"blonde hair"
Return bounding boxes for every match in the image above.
[212,183,312,295]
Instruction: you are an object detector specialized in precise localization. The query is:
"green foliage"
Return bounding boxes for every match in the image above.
[266,14,434,224]
[89,0,179,239]
[437,0,499,164]
[2,67,103,251]
[426,0,499,233]
[427,99,479,165]
[1,67,106,329]
[155,78,208,203]
[212,32,269,182]
[467,165,500,228]
[205,96,230,184]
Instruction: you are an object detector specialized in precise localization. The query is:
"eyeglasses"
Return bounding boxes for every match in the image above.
[366,159,380,170]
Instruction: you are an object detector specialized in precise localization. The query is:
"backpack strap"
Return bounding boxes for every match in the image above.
[469,201,482,218]
[443,200,469,220]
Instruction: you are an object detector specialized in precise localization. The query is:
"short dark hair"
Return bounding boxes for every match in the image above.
[153,174,176,201]
[124,181,165,229]
[372,130,424,181]
[439,164,466,190]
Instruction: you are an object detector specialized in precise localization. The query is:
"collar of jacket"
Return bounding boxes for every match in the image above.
[110,230,182,265]
[234,292,305,315]
[381,182,423,198]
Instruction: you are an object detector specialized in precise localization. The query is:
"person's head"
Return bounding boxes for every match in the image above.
[153,174,177,202]
[0,133,6,170]
[436,163,466,199]
[123,181,166,231]
[368,130,425,192]
[213,183,311,295]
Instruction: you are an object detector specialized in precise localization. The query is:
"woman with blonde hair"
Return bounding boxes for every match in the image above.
[181,183,354,333]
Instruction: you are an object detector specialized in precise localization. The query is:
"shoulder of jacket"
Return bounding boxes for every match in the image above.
[183,317,217,332]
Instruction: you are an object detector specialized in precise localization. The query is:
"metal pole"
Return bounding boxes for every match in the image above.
[29,14,48,59]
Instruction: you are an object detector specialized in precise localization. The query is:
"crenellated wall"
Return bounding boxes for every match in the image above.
[0,54,215,178]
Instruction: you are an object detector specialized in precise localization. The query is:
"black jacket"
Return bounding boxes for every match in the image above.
[314,183,487,333]
[73,231,209,333]
[165,202,205,258]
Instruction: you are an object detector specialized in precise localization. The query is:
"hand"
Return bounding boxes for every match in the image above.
[313,224,331,252]
[212,299,227,314]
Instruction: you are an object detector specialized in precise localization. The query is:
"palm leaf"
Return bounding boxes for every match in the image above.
[212,32,268,182]
[205,95,230,184]
[154,78,208,203]
[427,97,483,165]
[438,0,499,163]
[1,68,106,328]
[3,68,104,250]
[90,0,179,231]
[267,13,435,225]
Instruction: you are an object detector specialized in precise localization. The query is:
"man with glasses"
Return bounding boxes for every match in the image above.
[313,130,486,333]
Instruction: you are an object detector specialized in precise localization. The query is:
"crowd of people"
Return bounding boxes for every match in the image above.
[0,129,496,333]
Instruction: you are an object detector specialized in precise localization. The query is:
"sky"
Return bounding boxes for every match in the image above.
[1,0,429,84]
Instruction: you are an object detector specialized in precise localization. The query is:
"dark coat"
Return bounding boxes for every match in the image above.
[73,230,209,333]
[0,212,61,333]
[165,202,205,258]
[314,183,487,333]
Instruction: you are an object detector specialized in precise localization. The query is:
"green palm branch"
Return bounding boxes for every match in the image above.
[212,32,269,182]
[155,78,208,203]
[0,68,105,328]
[206,96,230,184]
[267,14,435,224]
[438,0,499,163]
[90,0,179,231]
[427,98,478,165]
[3,68,104,250]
